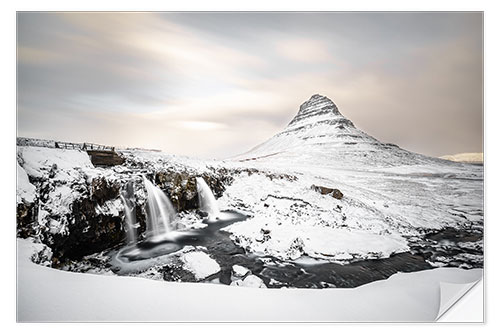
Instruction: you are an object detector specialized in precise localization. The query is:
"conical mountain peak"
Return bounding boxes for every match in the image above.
[286,94,354,131]
[237,94,453,170]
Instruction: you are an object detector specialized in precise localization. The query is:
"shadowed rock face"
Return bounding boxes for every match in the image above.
[311,185,344,199]
[16,162,236,264]
[91,178,120,206]
[49,178,125,264]
[288,94,344,126]
[39,163,296,263]
[17,202,38,238]
[155,169,232,212]
[284,94,356,135]
[87,150,125,167]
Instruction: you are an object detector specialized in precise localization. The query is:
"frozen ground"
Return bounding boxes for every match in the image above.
[216,161,483,264]
[17,238,482,322]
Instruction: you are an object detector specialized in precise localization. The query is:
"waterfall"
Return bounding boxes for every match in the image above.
[143,176,176,238]
[120,181,138,244]
[196,177,220,220]
[120,195,137,244]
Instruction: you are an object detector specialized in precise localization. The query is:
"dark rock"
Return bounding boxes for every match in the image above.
[311,185,344,199]
[332,189,344,200]
[50,197,125,263]
[87,150,125,166]
[162,263,197,282]
[196,210,209,218]
[219,269,233,285]
[42,178,127,263]
[155,169,231,212]
[311,184,333,195]
[16,202,38,238]
[91,177,120,206]
[48,164,57,178]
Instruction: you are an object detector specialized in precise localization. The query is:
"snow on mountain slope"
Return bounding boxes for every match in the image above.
[236,94,456,170]
[219,95,483,263]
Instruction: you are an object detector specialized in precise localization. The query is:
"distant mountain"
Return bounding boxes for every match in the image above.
[440,153,483,165]
[236,94,450,169]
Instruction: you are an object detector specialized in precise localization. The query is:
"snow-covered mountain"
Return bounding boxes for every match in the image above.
[236,94,451,170]
[218,94,483,267]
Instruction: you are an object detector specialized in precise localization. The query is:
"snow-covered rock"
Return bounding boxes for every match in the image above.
[232,265,250,278]
[20,237,53,267]
[181,251,221,280]
[226,216,408,262]
[230,275,267,288]
[17,162,36,204]
[18,146,93,181]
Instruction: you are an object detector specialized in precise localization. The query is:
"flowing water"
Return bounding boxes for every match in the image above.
[143,176,176,238]
[107,176,482,288]
[196,177,220,220]
[112,176,248,271]
[120,193,137,244]
[119,181,139,244]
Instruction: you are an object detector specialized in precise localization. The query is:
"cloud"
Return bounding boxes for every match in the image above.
[17,12,483,158]
[275,38,336,63]
[176,121,227,131]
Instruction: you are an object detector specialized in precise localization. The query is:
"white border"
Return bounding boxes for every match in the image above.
[3,0,498,331]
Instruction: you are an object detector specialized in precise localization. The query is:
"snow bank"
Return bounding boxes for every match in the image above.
[226,217,408,261]
[16,145,123,240]
[219,173,410,261]
[16,162,36,204]
[17,238,482,322]
[17,146,93,180]
[230,275,267,288]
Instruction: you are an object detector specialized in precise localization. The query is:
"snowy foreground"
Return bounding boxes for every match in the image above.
[17,238,482,322]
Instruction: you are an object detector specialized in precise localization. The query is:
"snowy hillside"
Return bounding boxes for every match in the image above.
[219,95,483,266]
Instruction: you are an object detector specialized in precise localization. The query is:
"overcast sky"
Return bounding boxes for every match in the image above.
[17,12,483,158]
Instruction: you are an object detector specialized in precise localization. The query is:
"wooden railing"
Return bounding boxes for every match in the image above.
[17,137,115,152]
[54,141,115,151]
[81,143,115,152]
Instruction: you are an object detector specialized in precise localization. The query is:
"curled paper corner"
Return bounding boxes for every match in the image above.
[436,278,482,320]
